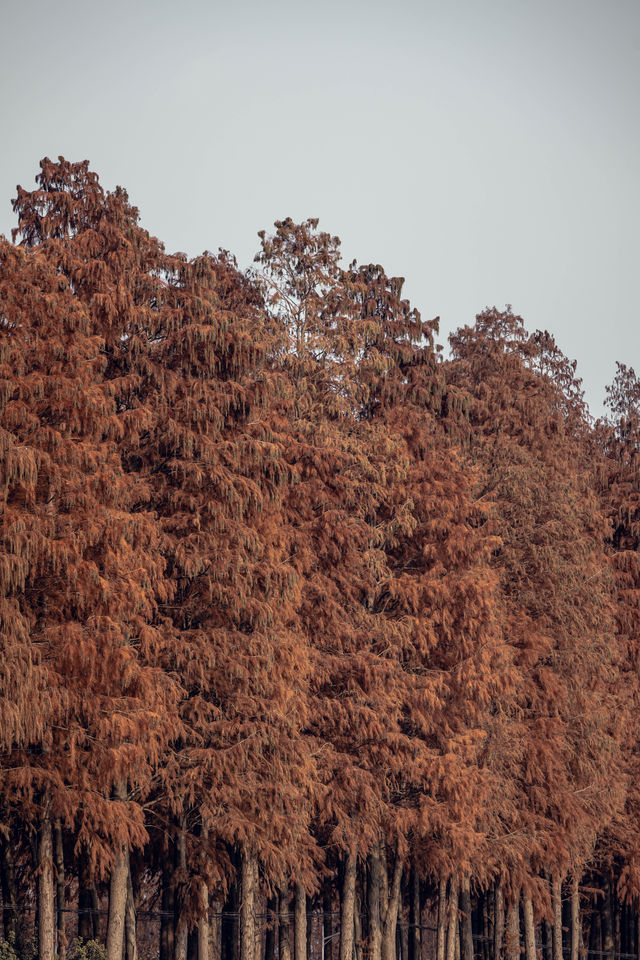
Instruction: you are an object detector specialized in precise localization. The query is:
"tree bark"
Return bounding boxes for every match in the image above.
[240,850,257,960]
[341,852,357,960]
[280,885,292,960]
[409,867,421,960]
[382,850,403,960]
[602,880,614,960]
[368,846,383,960]
[505,899,519,960]
[355,883,363,960]
[295,883,307,960]
[437,878,447,960]
[552,876,563,960]
[38,806,56,960]
[495,885,505,960]
[446,877,459,960]
[106,782,129,960]
[124,862,137,960]
[570,877,579,960]
[54,819,66,960]
[199,877,211,960]
[175,825,188,960]
[522,896,535,960]
[460,876,473,960]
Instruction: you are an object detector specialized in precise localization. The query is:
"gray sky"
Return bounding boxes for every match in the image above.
[1,0,638,417]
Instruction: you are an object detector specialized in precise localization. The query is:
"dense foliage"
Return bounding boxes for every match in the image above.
[1,159,639,960]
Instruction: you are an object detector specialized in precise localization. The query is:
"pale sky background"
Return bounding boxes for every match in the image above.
[1,0,638,418]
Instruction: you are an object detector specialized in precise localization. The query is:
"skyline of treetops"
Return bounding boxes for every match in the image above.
[1,157,640,960]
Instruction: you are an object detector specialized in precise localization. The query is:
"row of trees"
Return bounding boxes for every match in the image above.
[1,158,639,960]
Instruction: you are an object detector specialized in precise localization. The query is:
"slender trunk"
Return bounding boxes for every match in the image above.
[38,806,55,960]
[295,884,307,960]
[106,782,129,960]
[341,852,357,960]
[570,877,579,960]
[199,824,211,960]
[355,882,363,960]
[522,896,535,960]
[54,819,65,960]
[552,876,563,960]
[460,876,473,960]
[240,851,257,960]
[382,851,403,960]
[175,825,188,960]
[199,878,211,960]
[369,846,383,960]
[602,881,614,960]
[505,899,519,960]
[636,915,640,960]
[437,878,447,960]
[125,865,137,960]
[446,877,459,960]
[543,918,553,960]
[409,868,421,960]
[495,886,505,960]
[280,886,292,960]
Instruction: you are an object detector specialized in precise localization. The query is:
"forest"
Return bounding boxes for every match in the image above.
[1,157,640,960]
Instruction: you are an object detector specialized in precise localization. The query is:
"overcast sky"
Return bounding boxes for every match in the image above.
[1,0,638,417]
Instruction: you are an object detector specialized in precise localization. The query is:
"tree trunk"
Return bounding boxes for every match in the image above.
[409,867,421,960]
[382,851,403,960]
[495,886,505,960]
[125,863,137,960]
[240,851,257,960]
[341,852,357,960]
[437,878,447,960]
[199,877,211,960]
[446,877,459,960]
[522,896,535,960]
[54,819,66,960]
[106,782,129,960]
[553,876,563,960]
[505,899,519,960]
[460,876,473,960]
[368,846,383,960]
[570,877,579,960]
[295,883,307,960]
[38,806,56,960]
[175,825,188,960]
[280,886,292,960]
[355,883,363,960]
[602,881,614,960]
